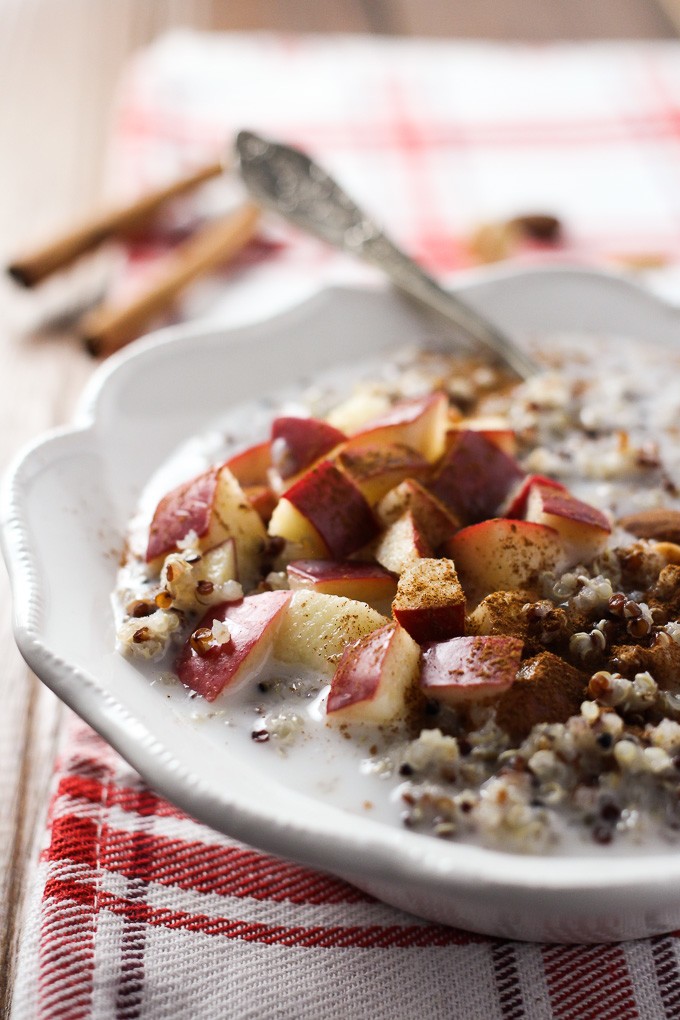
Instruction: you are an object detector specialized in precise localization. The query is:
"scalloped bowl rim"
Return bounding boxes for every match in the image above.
[5,264,680,940]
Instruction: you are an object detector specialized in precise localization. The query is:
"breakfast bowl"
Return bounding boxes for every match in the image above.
[4,264,680,943]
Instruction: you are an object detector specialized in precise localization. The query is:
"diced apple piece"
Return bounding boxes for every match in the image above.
[243,484,278,524]
[376,478,460,546]
[447,417,517,455]
[346,391,449,463]
[267,497,328,559]
[326,388,392,434]
[146,465,266,587]
[495,652,588,742]
[174,590,292,702]
[374,510,433,575]
[270,416,346,480]
[287,559,397,610]
[420,635,523,706]
[392,558,466,644]
[225,441,272,487]
[466,589,533,640]
[502,473,567,519]
[334,442,428,505]
[445,518,564,601]
[326,623,420,724]
[146,467,218,564]
[429,430,525,524]
[274,590,389,676]
[525,484,611,566]
[269,460,378,560]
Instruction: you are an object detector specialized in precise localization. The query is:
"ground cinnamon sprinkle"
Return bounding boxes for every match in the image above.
[495,652,588,741]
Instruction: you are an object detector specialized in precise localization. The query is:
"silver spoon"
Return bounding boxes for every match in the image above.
[235,130,538,379]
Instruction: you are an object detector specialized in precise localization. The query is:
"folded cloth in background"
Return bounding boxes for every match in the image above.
[12,31,680,1020]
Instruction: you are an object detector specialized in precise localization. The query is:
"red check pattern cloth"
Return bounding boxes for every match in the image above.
[12,32,680,1019]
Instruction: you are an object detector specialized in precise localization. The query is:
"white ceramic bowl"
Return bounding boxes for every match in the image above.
[5,266,680,944]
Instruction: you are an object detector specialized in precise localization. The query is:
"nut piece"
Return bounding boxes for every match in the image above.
[508,213,562,243]
[618,508,680,544]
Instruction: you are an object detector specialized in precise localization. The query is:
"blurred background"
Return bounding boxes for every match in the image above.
[3,0,680,248]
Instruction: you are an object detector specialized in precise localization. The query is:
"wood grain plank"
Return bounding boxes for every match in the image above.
[207,0,372,32]
[655,0,680,35]
[389,0,676,39]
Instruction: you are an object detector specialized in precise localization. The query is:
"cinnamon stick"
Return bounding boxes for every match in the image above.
[7,160,224,287]
[81,202,260,358]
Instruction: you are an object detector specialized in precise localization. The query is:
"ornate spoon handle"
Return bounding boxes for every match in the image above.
[236,130,538,380]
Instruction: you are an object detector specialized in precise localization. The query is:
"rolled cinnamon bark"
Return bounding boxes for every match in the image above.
[7,160,224,287]
[81,202,260,357]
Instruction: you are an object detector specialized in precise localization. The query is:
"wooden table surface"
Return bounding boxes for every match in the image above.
[2,0,680,1012]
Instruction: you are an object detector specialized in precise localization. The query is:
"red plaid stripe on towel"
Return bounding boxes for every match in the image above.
[13,32,680,1019]
[13,717,680,1019]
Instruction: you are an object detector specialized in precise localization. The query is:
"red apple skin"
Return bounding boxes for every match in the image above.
[271,417,346,479]
[327,624,395,713]
[529,485,611,532]
[429,430,525,524]
[377,478,460,546]
[282,459,379,559]
[502,474,567,519]
[525,483,611,565]
[345,390,448,461]
[444,517,564,600]
[374,510,434,575]
[244,484,278,524]
[447,420,517,456]
[175,590,292,702]
[146,467,219,563]
[225,441,272,487]
[392,558,466,644]
[420,635,523,705]
[334,442,429,505]
[286,559,397,603]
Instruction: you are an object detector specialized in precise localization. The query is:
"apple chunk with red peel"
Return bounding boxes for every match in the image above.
[376,478,460,546]
[269,459,378,560]
[445,518,564,601]
[287,559,397,608]
[345,390,449,463]
[146,464,267,587]
[274,590,389,676]
[225,441,272,487]
[429,430,525,524]
[502,473,567,519]
[392,558,466,644]
[327,623,421,724]
[225,442,277,522]
[447,417,517,456]
[146,467,218,564]
[243,484,278,525]
[420,635,523,706]
[525,484,611,566]
[270,416,346,481]
[174,590,292,702]
[374,510,433,575]
[334,442,428,505]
